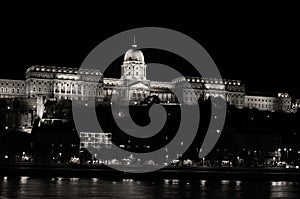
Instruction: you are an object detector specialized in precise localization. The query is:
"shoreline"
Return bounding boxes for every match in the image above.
[1,164,300,181]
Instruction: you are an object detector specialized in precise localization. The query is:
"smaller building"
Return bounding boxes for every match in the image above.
[0,79,26,98]
[245,92,292,112]
[79,132,112,149]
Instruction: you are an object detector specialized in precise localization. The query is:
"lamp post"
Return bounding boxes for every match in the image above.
[283,148,292,162]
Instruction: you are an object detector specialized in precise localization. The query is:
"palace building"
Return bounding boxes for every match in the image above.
[0,44,293,114]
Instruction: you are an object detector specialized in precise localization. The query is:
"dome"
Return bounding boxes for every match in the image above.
[124,49,144,62]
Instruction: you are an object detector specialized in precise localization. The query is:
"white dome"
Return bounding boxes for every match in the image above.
[124,49,144,62]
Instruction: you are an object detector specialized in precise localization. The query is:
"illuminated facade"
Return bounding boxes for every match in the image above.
[244,93,292,112]
[79,132,112,149]
[0,44,293,113]
[173,77,245,107]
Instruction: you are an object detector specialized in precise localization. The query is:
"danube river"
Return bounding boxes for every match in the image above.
[1,176,300,198]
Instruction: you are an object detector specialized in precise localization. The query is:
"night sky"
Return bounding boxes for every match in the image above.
[1,10,299,97]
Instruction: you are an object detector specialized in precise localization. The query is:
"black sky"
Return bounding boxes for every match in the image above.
[1,9,299,97]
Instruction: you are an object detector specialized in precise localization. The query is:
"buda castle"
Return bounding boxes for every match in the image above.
[0,44,294,115]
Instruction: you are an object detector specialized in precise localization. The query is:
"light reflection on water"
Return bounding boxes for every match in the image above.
[1,176,300,198]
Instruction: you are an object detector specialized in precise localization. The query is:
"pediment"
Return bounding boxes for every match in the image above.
[129,82,149,89]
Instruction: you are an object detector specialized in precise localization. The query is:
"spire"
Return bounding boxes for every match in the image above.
[132,36,137,48]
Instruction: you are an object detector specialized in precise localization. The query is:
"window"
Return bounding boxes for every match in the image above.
[136,72,138,75]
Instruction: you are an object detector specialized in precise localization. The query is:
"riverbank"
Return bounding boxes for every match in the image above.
[1,163,300,181]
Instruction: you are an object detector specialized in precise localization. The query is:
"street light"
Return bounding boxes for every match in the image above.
[284,148,291,161]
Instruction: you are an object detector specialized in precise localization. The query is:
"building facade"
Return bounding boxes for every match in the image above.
[0,44,294,113]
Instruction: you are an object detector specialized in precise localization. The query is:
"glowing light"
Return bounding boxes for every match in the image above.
[221,180,230,185]
[20,176,29,184]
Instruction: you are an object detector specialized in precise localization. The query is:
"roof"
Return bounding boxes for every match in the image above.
[26,65,102,76]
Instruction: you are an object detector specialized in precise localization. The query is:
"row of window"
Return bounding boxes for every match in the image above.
[32,67,100,75]
[0,82,25,87]
[32,81,99,88]
[31,87,98,96]
[247,98,274,103]
[229,100,244,105]
[187,78,241,85]
[248,104,273,109]
[127,66,140,70]
[0,87,25,94]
